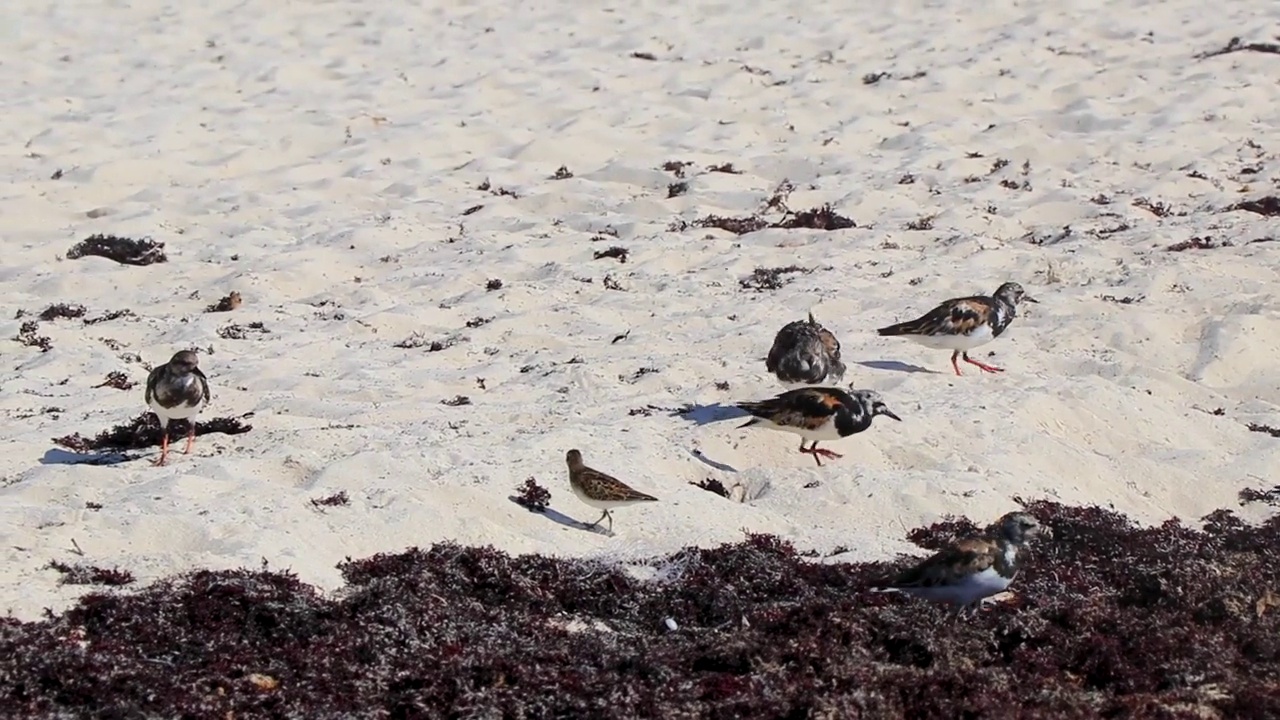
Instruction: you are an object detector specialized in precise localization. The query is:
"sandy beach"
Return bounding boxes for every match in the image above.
[1,0,1278,622]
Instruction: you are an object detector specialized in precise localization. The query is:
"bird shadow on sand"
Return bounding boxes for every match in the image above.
[39,448,145,467]
[688,448,739,474]
[674,403,748,426]
[855,359,940,374]
[506,497,613,535]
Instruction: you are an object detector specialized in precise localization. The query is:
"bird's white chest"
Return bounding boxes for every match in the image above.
[779,379,824,392]
[907,567,1013,606]
[755,416,843,442]
[149,376,205,421]
[907,322,995,350]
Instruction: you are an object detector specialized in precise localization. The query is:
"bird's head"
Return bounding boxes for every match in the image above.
[168,350,200,374]
[851,389,901,422]
[994,281,1038,306]
[565,449,585,468]
[993,511,1050,544]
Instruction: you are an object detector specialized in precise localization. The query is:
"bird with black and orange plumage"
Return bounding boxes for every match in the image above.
[732,387,901,466]
[873,511,1051,617]
[765,311,846,389]
[144,350,210,466]
[876,282,1037,376]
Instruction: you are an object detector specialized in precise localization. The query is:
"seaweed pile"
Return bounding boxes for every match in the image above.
[51,412,253,453]
[65,234,167,266]
[0,498,1277,718]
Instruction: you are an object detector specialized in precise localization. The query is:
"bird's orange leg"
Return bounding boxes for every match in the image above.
[799,440,842,466]
[152,430,170,466]
[962,352,1004,374]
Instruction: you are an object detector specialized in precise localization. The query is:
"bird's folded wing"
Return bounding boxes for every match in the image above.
[888,538,998,588]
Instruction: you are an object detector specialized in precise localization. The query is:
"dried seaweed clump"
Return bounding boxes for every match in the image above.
[739,265,813,292]
[690,214,770,235]
[689,477,729,498]
[46,560,135,587]
[773,204,856,230]
[38,303,87,321]
[513,477,551,512]
[93,371,136,391]
[1,501,1278,718]
[1247,423,1280,438]
[205,292,243,313]
[680,203,854,236]
[1166,236,1232,252]
[217,321,269,339]
[592,246,629,263]
[681,208,855,235]
[393,333,464,352]
[52,413,253,453]
[14,321,52,352]
[84,309,136,325]
[66,234,168,266]
[1228,196,1280,217]
[1240,485,1280,507]
[310,491,350,509]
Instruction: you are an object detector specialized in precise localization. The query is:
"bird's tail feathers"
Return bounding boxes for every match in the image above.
[774,353,823,384]
[877,319,924,336]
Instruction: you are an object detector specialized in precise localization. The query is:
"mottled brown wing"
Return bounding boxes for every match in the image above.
[193,366,211,404]
[577,466,658,502]
[766,323,846,384]
[817,327,841,358]
[887,538,999,588]
[878,297,994,337]
[766,320,809,372]
[737,388,847,431]
[144,364,164,406]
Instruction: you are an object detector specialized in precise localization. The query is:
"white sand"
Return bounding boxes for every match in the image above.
[1,0,1278,620]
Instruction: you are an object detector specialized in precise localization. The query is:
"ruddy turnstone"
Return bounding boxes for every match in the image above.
[876,511,1049,615]
[734,387,901,466]
[876,281,1037,376]
[766,311,847,389]
[565,449,658,533]
[144,350,210,466]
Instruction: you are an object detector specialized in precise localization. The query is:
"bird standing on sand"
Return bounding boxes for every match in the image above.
[766,311,847,389]
[876,282,1038,376]
[565,449,658,533]
[874,511,1050,616]
[733,387,902,466]
[145,350,210,466]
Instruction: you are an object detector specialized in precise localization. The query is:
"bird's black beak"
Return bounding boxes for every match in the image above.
[880,408,902,422]
[1023,295,1040,304]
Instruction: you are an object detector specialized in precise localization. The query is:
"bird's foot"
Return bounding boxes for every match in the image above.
[800,446,843,466]
[963,354,1004,374]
